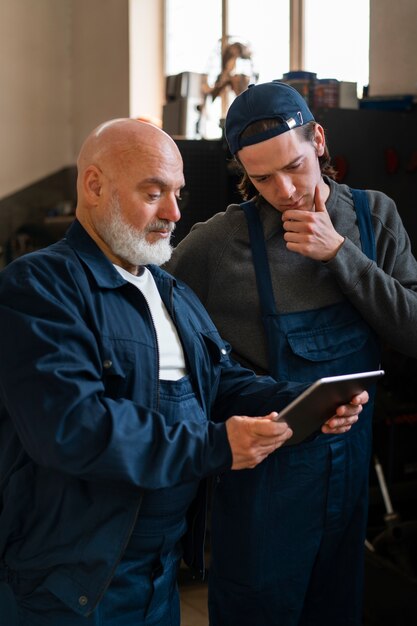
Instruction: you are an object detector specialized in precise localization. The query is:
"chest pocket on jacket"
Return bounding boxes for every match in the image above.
[100,337,136,399]
[188,329,230,410]
[286,319,371,381]
[199,330,230,363]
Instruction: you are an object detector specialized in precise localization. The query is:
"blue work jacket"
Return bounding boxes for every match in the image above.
[0,220,299,616]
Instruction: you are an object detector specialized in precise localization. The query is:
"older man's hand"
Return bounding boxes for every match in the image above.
[225,412,293,470]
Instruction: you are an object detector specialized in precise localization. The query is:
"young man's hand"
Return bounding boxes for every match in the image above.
[282,185,345,261]
[321,390,369,434]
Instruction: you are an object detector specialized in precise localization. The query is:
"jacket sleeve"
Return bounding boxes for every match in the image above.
[0,260,232,490]
[326,192,417,357]
[213,351,304,423]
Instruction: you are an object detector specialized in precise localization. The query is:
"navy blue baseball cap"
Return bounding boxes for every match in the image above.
[225,80,315,155]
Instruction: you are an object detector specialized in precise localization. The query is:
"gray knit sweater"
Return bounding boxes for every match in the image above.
[166,177,417,374]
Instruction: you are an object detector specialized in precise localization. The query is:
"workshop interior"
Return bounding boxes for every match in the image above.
[0,2,416,625]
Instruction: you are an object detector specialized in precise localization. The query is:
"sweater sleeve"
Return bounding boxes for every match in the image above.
[167,224,214,305]
[325,191,417,356]
[166,210,236,306]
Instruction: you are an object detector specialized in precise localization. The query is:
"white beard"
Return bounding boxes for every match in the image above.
[97,193,175,266]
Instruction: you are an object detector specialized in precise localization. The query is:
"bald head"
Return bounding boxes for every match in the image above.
[77,118,179,191]
[74,118,184,273]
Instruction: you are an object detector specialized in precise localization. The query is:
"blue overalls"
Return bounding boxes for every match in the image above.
[6,377,203,626]
[208,190,381,626]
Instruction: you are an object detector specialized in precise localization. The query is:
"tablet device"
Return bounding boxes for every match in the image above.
[278,370,385,446]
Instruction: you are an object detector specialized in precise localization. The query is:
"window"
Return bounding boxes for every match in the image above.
[223,0,290,84]
[164,0,222,76]
[304,0,369,97]
[165,0,289,84]
[165,0,369,86]
[164,0,370,135]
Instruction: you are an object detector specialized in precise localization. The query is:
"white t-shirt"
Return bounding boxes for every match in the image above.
[114,265,187,381]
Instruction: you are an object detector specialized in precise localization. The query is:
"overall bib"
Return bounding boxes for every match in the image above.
[4,376,203,626]
[208,190,381,626]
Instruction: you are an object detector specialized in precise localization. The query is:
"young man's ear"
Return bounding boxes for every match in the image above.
[83,166,103,202]
[313,124,326,157]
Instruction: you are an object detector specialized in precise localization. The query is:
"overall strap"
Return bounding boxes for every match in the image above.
[243,189,376,316]
[349,188,376,261]
[241,200,278,316]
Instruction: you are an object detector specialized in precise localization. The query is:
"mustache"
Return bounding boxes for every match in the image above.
[145,220,176,233]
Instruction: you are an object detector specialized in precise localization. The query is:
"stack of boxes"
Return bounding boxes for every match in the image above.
[281,71,358,110]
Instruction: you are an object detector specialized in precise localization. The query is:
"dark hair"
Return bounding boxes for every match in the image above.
[235,119,337,200]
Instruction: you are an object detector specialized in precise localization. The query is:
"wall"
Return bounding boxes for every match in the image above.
[369,0,417,96]
[0,0,130,201]
[129,0,164,124]
[70,0,130,159]
[0,0,131,265]
[0,0,72,198]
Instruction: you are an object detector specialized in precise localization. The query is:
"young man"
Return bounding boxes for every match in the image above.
[166,81,417,625]
[0,118,365,626]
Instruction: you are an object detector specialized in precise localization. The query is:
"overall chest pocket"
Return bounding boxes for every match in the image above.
[286,319,371,382]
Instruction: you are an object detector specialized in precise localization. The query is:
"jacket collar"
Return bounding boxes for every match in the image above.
[65,219,181,290]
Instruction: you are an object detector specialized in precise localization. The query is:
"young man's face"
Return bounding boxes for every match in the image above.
[238,124,325,213]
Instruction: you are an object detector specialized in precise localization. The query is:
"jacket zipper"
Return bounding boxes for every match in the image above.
[136,287,160,411]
